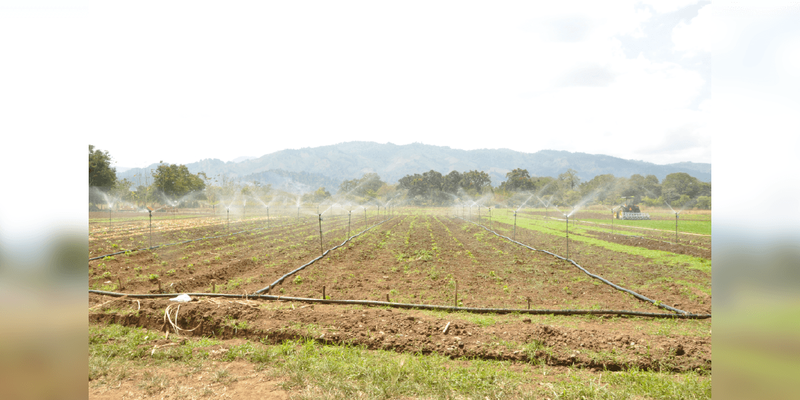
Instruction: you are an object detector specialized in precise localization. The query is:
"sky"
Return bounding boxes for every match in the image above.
[4,0,712,169]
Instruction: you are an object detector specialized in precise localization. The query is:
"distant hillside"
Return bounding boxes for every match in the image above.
[118,142,710,193]
[242,169,341,194]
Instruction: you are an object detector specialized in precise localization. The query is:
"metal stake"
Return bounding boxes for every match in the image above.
[149,210,152,248]
[513,211,517,241]
[566,215,569,260]
[318,214,324,255]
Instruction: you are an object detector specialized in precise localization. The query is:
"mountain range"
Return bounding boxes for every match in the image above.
[118,142,710,193]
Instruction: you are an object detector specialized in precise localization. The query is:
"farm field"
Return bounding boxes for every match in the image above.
[89,207,712,399]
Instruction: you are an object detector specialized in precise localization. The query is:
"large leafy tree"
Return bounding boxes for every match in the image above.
[461,170,491,194]
[152,163,206,199]
[662,172,701,203]
[443,171,463,194]
[578,174,618,203]
[89,145,117,188]
[499,168,534,192]
[339,173,385,198]
[303,187,331,203]
[558,168,581,190]
[397,170,451,205]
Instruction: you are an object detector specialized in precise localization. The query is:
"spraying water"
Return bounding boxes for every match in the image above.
[515,193,535,212]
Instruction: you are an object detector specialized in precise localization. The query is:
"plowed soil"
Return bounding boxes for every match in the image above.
[89,210,711,387]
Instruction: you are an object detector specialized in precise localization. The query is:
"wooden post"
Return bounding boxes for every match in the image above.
[386,293,390,303]
[118,278,123,290]
[212,280,216,293]
[157,279,162,293]
[527,296,531,310]
[322,285,326,300]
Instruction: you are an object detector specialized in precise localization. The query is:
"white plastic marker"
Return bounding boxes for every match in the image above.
[169,294,192,302]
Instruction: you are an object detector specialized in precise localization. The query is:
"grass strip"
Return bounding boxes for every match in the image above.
[492,215,711,274]
[90,323,710,399]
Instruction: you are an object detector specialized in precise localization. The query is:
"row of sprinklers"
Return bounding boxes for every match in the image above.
[451,185,696,261]
[91,185,400,253]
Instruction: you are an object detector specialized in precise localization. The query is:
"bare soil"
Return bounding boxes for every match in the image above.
[89,210,711,397]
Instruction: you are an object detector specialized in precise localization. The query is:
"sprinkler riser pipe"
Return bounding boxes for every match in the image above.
[513,211,517,241]
[318,214,324,255]
[149,211,152,249]
[566,215,569,260]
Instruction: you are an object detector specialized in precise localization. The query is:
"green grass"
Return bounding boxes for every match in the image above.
[551,367,710,399]
[580,218,711,235]
[90,322,710,399]
[492,215,711,273]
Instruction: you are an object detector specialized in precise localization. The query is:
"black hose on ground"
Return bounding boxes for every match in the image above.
[87,290,710,319]
[461,217,701,316]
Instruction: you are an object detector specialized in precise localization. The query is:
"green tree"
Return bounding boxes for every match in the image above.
[89,145,117,188]
[443,171,463,194]
[558,169,580,190]
[578,174,617,203]
[89,145,118,206]
[662,173,701,203]
[499,168,534,192]
[695,196,711,209]
[110,178,134,203]
[303,187,331,203]
[397,170,451,205]
[339,173,385,198]
[152,163,206,199]
[671,194,692,209]
[461,170,491,194]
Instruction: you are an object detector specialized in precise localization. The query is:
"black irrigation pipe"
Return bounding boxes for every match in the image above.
[87,291,709,319]
[461,217,710,318]
[254,217,393,294]
[89,215,344,262]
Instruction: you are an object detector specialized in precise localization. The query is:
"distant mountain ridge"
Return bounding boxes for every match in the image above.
[118,142,710,193]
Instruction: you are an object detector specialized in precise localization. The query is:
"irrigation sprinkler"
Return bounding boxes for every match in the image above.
[227,208,230,231]
[148,208,153,248]
[513,211,517,241]
[318,214,324,256]
[364,207,367,229]
[489,208,493,230]
[348,211,351,237]
[565,214,570,260]
[297,206,300,223]
[267,206,270,229]
[675,212,679,243]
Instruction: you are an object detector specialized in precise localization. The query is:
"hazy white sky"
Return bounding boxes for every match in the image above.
[2,1,713,169]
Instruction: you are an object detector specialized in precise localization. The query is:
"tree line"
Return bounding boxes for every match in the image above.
[90,145,710,210]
